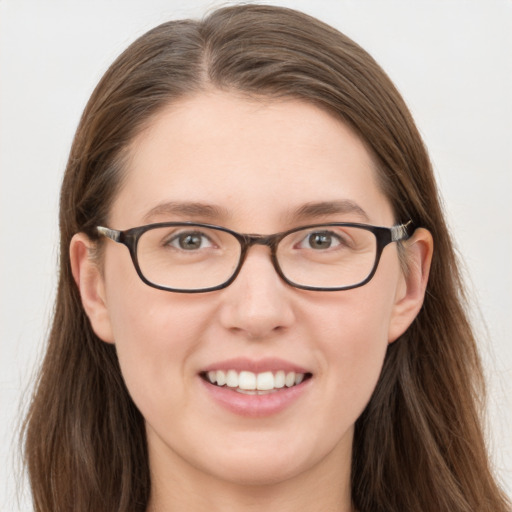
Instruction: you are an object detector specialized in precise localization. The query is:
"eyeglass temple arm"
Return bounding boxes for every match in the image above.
[390,220,413,242]
[97,226,122,242]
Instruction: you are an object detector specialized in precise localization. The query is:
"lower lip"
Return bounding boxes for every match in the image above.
[200,377,311,417]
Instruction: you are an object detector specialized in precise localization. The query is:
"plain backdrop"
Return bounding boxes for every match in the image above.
[1,0,511,509]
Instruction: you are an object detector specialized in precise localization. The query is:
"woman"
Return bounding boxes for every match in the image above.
[22,4,510,512]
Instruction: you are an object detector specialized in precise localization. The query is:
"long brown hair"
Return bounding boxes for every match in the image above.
[22,5,510,511]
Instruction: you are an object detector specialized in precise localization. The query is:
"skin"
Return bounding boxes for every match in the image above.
[71,91,432,512]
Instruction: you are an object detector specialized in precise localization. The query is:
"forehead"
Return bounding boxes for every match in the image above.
[111,91,393,229]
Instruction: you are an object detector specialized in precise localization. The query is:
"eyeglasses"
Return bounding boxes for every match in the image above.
[96,221,413,293]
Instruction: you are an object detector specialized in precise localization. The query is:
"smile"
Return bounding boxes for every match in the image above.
[202,370,312,394]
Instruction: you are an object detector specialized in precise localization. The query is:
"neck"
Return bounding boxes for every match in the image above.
[145,433,354,512]
[147,474,353,512]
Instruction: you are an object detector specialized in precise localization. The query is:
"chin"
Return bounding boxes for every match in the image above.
[200,433,334,488]
[207,456,307,487]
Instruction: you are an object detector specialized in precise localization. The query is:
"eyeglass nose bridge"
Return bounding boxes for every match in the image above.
[240,232,282,249]
[231,232,287,285]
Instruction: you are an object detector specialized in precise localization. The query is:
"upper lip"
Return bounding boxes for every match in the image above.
[201,357,310,374]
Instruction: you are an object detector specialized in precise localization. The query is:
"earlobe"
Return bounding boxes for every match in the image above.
[70,233,115,344]
[388,228,433,343]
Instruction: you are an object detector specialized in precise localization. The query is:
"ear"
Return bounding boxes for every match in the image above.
[70,233,115,343]
[388,228,433,343]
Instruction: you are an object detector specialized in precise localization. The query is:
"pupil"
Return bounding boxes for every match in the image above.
[180,233,201,250]
[309,233,331,249]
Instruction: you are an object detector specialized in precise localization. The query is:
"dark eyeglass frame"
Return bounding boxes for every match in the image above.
[96,220,414,293]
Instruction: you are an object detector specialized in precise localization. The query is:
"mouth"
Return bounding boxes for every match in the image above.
[200,369,313,395]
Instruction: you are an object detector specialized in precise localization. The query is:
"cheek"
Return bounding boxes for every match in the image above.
[320,299,389,397]
[313,265,399,416]
[102,255,212,417]
[103,245,210,353]
[108,293,179,412]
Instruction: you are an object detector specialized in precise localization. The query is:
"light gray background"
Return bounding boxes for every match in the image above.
[1,1,511,509]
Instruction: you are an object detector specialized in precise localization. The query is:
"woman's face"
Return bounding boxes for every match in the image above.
[83,92,416,489]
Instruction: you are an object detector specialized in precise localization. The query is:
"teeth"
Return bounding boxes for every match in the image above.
[239,371,256,390]
[285,372,296,387]
[205,369,307,391]
[216,370,226,387]
[274,370,285,388]
[256,371,274,391]
[236,388,278,395]
[226,370,238,388]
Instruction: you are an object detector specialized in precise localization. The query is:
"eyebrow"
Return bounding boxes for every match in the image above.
[291,200,370,223]
[143,201,231,223]
[142,199,369,225]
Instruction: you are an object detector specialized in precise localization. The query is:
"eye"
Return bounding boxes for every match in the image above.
[167,231,214,251]
[300,231,343,250]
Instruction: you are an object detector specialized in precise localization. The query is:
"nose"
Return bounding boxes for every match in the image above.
[218,245,296,339]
